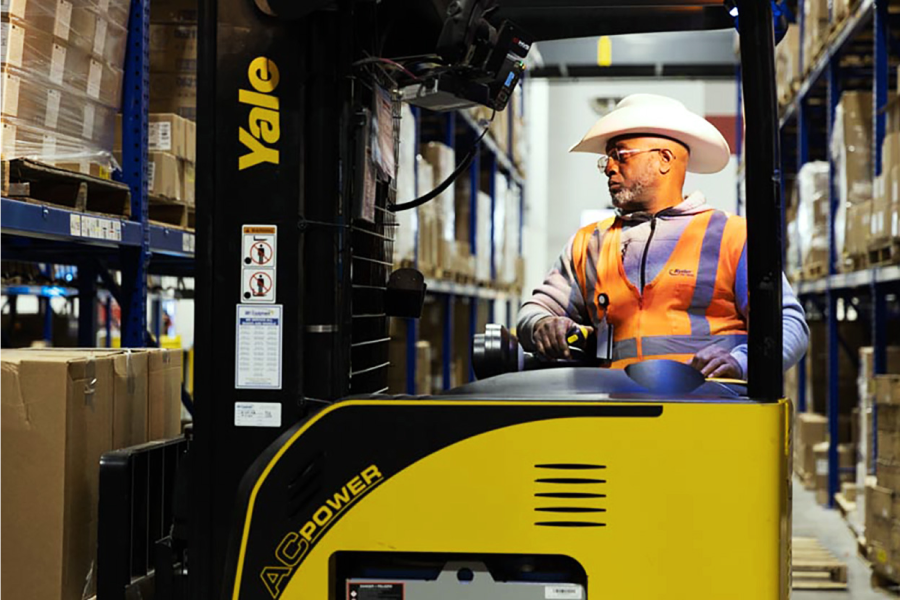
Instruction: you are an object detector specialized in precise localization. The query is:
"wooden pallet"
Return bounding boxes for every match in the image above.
[868,238,900,267]
[149,197,193,228]
[872,567,900,594]
[3,158,131,217]
[792,537,848,591]
[840,253,868,274]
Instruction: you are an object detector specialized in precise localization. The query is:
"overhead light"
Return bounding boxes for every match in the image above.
[729,6,739,17]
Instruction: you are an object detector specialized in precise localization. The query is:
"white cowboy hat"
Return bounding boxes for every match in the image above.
[569,93,731,174]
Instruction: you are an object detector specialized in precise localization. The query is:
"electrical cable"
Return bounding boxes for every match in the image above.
[352,56,423,82]
[390,110,495,212]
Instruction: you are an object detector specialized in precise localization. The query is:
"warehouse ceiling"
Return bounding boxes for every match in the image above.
[529,30,738,78]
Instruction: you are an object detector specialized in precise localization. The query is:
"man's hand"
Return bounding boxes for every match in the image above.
[533,317,593,360]
[690,345,743,379]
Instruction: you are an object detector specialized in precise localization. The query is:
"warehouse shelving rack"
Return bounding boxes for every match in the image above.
[0,0,195,348]
[400,105,526,394]
[776,0,900,508]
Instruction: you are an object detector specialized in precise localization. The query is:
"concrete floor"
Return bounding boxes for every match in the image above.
[792,479,893,599]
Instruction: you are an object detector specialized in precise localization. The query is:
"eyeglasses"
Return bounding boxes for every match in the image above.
[597,148,666,171]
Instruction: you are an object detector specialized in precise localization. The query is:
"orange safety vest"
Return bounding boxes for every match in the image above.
[572,210,748,369]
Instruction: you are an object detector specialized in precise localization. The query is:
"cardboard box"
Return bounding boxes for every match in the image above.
[880,429,900,466]
[1,349,116,600]
[184,117,196,161]
[877,375,900,405]
[150,71,197,120]
[879,460,900,491]
[182,159,195,207]
[798,412,828,446]
[2,20,68,85]
[860,347,900,396]
[148,348,183,439]
[421,142,456,244]
[149,151,182,201]
[149,23,197,73]
[868,481,896,520]
[802,0,829,72]
[3,0,73,41]
[814,441,855,505]
[149,112,187,157]
[841,481,858,503]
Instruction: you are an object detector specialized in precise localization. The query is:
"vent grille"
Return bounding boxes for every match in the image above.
[533,463,607,528]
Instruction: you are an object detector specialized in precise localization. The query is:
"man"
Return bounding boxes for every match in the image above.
[517,94,808,379]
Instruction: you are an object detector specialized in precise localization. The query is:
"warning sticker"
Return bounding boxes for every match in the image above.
[347,582,404,600]
[241,225,277,303]
[244,271,275,302]
[242,225,277,268]
[235,305,282,389]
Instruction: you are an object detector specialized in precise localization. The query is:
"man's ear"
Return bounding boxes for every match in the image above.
[658,149,675,174]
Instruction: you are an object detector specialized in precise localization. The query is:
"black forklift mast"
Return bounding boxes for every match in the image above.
[190,1,782,598]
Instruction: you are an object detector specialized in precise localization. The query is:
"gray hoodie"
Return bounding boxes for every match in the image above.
[517,192,809,378]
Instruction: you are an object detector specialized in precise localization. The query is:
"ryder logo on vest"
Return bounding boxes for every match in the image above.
[668,268,694,277]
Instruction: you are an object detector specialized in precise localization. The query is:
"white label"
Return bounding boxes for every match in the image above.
[54,0,72,39]
[78,215,122,241]
[149,121,172,152]
[545,585,584,599]
[41,133,57,158]
[82,103,96,139]
[93,18,108,57]
[45,89,61,129]
[3,23,25,66]
[235,305,283,389]
[816,458,828,476]
[182,232,195,253]
[3,73,20,117]
[147,160,156,193]
[50,43,66,85]
[234,402,282,427]
[87,59,103,99]
[70,214,82,236]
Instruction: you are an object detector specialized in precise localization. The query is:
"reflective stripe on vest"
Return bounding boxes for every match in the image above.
[612,334,748,361]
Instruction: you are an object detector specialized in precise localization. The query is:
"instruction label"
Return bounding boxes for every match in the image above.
[235,305,282,389]
[241,225,277,303]
[348,582,404,600]
[234,401,281,427]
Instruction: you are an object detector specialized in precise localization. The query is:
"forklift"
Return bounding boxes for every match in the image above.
[100,1,793,599]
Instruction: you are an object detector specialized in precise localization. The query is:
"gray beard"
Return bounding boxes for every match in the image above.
[611,181,647,210]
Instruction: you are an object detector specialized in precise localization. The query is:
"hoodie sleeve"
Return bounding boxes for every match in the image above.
[729,242,810,379]
[517,235,592,351]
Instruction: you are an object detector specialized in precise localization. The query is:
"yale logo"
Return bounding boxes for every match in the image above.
[259,465,383,598]
[239,57,280,170]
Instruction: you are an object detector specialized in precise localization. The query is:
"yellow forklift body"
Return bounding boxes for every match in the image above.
[230,398,792,600]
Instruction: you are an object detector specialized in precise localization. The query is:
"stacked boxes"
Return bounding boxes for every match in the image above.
[802,0,829,73]
[858,347,900,479]
[796,412,828,484]
[775,25,801,105]
[1,0,131,173]
[421,142,457,273]
[867,374,900,579]
[831,91,873,271]
[149,113,195,205]
[813,441,855,505]
[393,104,418,268]
[149,0,197,120]
[796,161,830,277]
[1,348,182,600]
[872,131,900,247]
